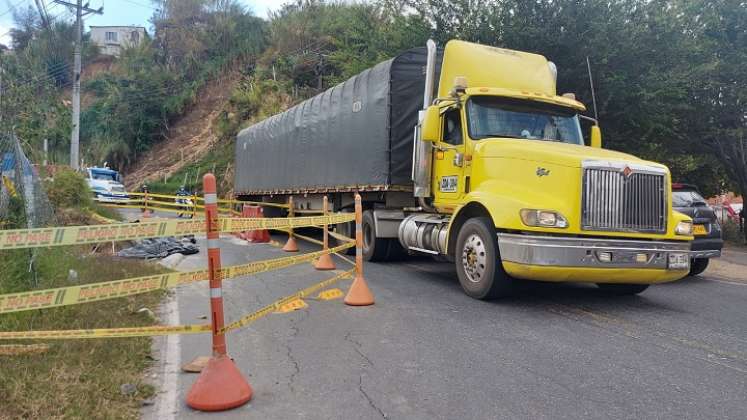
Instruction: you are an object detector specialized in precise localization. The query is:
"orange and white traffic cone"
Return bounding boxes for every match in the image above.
[249,207,271,243]
[186,174,252,412]
[315,196,336,271]
[344,193,374,306]
[282,196,299,252]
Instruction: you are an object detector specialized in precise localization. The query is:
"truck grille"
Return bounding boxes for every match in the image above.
[582,164,667,233]
[111,186,125,193]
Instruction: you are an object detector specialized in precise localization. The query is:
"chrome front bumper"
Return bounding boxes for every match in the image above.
[691,249,721,259]
[497,233,691,270]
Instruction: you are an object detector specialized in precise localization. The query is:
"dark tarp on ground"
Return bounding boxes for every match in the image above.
[117,237,198,259]
[235,47,443,194]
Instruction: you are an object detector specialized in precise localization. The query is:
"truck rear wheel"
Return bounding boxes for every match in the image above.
[596,283,649,295]
[455,217,513,299]
[362,210,390,262]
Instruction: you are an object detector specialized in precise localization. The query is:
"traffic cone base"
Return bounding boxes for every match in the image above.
[186,354,252,412]
[344,274,375,306]
[314,253,336,271]
[283,235,299,252]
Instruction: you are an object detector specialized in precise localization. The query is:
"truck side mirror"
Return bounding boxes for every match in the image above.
[421,106,441,142]
[590,125,602,148]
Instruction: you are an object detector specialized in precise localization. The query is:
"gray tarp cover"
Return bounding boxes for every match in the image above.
[235,47,442,194]
[118,237,199,259]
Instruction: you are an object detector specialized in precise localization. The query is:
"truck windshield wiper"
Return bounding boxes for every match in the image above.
[474,134,525,140]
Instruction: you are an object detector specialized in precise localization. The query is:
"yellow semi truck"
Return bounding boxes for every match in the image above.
[235,39,693,299]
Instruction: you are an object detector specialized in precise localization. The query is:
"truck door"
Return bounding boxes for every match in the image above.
[431,107,466,209]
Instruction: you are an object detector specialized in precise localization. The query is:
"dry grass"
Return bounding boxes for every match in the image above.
[0,248,167,420]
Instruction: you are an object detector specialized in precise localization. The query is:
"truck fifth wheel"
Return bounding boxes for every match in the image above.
[235,39,694,299]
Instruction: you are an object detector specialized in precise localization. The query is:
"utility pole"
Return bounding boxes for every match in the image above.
[53,1,103,170]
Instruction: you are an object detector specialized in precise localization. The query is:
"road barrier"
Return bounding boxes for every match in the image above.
[0,173,375,413]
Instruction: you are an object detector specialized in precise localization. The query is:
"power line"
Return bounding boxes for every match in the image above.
[0,0,29,19]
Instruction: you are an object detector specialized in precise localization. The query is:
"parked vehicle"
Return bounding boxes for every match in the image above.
[672,183,722,275]
[84,167,128,203]
[235,39,694,299]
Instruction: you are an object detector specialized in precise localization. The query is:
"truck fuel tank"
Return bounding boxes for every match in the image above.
[398,214,450,255]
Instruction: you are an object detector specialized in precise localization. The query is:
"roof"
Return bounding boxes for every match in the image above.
[90,167,118,175]
[89,26,145,30]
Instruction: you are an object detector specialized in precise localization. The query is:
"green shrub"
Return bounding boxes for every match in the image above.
[46,169,92,210]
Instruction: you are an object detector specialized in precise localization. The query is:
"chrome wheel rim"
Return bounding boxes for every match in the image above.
[461,233,487,283]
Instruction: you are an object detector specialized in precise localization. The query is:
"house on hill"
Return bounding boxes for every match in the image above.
[90,26,146,57]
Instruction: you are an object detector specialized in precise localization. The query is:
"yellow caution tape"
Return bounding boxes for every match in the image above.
[221,213,354,233]
[291,231,355,266]
[0,219,206,250]
[0,270,209,314]
[221,242,352,279]
[0,324,211,340]
[221,269,354,334]
[0,241,354,314]
[0,344,50,355]
[0,214,353,250]
[0,269,355,340]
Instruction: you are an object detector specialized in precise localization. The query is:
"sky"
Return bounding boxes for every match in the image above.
[0,0,284,46]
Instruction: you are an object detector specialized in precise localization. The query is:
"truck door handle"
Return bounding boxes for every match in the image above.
[453,152,464,167]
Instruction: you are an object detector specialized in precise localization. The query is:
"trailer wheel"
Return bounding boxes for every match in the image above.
[362,210,389,262]
[455,217,513,299]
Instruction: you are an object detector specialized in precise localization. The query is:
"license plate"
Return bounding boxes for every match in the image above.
[693,224,707,235]
[668,253,689,270]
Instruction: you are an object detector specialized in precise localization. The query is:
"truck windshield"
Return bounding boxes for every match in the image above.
[91,171,117,181]
[466,96,583,145]
[672,190,707,207]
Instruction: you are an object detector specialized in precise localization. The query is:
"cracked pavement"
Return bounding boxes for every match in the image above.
[141,226,747,420]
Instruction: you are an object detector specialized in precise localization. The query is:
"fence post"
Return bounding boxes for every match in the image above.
[186,173,252,412]
[192,193,197,219]
[314,195,335,270]
[344,193,374,306]
[282,196,299,252]
[142,189,151,218]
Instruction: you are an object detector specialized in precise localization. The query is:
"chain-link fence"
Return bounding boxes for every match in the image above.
[0,132,54,229]
[1,132,55,285]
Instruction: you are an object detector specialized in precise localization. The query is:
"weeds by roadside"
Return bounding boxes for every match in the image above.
[0,247,166,420]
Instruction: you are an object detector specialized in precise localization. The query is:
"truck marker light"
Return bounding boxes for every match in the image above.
[675,220,693,236]
[598,252,612,263]
[436,151,445,160]
[636,253,648,263]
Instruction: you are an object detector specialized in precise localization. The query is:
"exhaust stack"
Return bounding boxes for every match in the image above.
[413,39,437,199]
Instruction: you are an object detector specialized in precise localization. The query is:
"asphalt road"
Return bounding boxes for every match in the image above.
[132,220,747,420]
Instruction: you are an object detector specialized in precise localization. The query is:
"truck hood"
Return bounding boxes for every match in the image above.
[473,138,663,169]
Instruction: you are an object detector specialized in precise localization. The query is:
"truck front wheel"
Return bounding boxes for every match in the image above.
[689,258,709,276]
[455,217,513,299]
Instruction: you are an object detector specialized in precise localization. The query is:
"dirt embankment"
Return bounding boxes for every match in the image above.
[124,73,239,190]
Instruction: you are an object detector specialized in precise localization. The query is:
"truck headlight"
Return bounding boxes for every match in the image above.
[520,209,568,228]
[675,220,693,236]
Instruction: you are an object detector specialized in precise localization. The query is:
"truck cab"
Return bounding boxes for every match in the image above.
[410,40,694,298]
[84,167,129,203]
